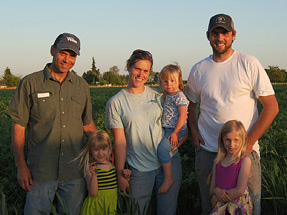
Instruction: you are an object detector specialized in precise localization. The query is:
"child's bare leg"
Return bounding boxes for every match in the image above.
[158,162,174,193]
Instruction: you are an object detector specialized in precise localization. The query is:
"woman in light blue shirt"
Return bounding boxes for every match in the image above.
[105,49,186,215]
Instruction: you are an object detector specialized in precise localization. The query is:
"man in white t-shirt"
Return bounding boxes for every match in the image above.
[185,14,279,215]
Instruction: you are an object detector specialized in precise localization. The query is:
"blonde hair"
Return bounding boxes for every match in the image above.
[214,120,247,164]
[159,64,184,98]
[75,130,112,175]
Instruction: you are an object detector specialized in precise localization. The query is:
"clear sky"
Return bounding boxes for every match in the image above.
[1,0,286,80]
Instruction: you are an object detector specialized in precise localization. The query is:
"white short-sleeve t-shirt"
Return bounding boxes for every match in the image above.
[185,50,275,154]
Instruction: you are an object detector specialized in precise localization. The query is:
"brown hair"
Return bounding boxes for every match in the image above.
[126,49,153,71]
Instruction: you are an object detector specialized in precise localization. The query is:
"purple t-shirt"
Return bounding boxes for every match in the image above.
[215,157,245,189]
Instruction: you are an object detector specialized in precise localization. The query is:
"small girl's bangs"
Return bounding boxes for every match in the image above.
[88,130,112,152]
[160,70,179,81]
[93,139,109,150]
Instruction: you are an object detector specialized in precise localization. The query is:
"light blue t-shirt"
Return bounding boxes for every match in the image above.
[105,86,164,172]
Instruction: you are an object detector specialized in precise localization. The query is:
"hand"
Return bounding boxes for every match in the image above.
[89,162,97,175]
[190,129,205,150]
[168,132,178,146]
[177,133,188,148]
[246,139,253,154]
[214,187,231,203]
[117,173,130,194]
[17,164,33,192]
[121,169,131,180]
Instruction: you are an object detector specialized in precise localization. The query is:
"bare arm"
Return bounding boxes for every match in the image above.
[111,128,129,193]
[187,101,205,150]
[227,156,251,199]
[83,121,97,137]
[85,162,98,196]
[12,122,33,192]
[169,105,188,146]
[209,164,219,208]
[246,95,279,153]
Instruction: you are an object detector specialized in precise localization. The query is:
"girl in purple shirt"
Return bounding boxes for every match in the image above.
[209,120,253,214]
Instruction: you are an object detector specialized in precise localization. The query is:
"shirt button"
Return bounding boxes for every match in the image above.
[62,139,65,142]
[61,98,64,101]
[63,125,66,128]
[62,112,65,114]
[62,152,64,156]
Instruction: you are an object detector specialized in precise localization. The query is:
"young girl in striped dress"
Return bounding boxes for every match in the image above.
[76,130,131,215]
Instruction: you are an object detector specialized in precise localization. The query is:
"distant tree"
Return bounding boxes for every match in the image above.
[2,67,21,87]
[82,70,99,85]
[82,57,101,85]
[266,66,287,83]
[102,66,127,85]
[103,72,122,85]
[109,66,120,75]
[147,71,159,84]
[98,78,109,86]
[154,72,159,83]
[91,57,101,77]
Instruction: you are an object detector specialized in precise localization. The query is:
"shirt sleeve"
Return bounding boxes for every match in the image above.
[6,78,30,127]
[176,91,189,107]
[248,56,275,98]
[105,96,124,129]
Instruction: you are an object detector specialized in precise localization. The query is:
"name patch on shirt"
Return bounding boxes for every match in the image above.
[37,92,50,98]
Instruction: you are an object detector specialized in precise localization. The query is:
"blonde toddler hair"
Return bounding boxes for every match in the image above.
[159,64,184,98]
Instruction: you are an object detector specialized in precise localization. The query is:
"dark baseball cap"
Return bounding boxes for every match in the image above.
[53,33,81,55]
[208,14,234,32]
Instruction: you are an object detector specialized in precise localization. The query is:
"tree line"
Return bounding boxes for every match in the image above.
[1,58,286,87]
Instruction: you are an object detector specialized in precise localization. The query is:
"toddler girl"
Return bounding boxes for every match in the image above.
[157,64,189,193]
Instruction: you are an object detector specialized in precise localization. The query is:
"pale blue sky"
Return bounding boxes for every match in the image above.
[1,0,286,80]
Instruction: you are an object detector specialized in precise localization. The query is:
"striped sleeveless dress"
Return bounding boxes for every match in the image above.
[80,166,118,215]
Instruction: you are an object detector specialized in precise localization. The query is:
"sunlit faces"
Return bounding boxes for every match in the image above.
[223,130,241,155]
[208,27,236,55]
[161,76,180,95]
[51,47,77,74]
[128,60,151,89]
[91,146,110,163]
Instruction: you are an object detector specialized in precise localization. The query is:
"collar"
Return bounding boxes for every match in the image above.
[43,63,74,83]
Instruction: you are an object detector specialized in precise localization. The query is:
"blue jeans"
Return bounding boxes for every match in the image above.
[195,148,217,215]
[246,150,261,215]
[129,153,182,215]
[157,128,187,163]
[24,178,86,215]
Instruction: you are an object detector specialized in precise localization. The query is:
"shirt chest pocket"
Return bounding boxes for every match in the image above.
[30,92,56,120]
[71,96,85,119]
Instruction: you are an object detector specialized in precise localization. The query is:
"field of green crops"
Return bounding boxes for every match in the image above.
[0,84,286,215]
